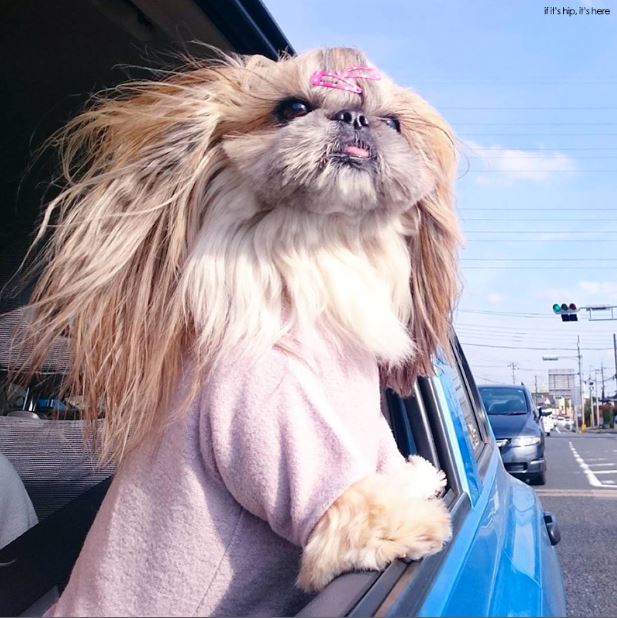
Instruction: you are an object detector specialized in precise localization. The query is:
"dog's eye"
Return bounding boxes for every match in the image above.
[275,98,312,123]
[382,116,401,133]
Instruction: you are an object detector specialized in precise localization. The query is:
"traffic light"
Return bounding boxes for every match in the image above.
[552,302,578,322]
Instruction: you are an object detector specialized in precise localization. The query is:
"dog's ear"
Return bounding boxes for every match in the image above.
[22,54,264,464]
[382,102,461,396]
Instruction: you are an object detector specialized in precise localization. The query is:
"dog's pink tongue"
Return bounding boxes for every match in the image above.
[343,145,370,158]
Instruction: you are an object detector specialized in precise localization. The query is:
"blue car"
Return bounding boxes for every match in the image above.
[478,384,547,485]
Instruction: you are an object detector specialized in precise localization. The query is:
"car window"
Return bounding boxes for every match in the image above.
[435,354,483,456]
[478,386,530,415]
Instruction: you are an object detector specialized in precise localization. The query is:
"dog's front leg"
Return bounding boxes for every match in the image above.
[297,460,452,593]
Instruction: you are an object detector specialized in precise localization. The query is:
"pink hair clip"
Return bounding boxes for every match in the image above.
[310,65,381,94]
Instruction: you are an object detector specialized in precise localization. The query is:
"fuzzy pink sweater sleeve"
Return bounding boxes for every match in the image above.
[201,345,386,547]
[44,337,405,617]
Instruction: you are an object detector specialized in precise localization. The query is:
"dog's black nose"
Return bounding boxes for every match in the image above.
[330,109,369,130]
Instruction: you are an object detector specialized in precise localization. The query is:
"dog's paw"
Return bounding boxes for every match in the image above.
[406,455,448,499]
[298,474,453,593]
[389,498,453,563]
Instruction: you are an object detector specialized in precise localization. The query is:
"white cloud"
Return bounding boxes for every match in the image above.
[578,281,617,302]
[462,140,577,184]
[537,281,617,305]
[536,287,577,302]
[487,292,505,305]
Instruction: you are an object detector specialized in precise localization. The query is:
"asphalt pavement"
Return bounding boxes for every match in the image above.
[534,430,617,617]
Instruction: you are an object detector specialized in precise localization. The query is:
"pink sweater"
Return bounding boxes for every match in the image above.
[48,336,405,616]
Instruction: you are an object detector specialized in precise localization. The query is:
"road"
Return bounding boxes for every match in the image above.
[535,430,617,617]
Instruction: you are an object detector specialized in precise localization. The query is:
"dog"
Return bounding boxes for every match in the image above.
[23,47,461,616]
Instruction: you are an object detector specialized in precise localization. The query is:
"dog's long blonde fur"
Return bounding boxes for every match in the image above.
[18,48,460,473]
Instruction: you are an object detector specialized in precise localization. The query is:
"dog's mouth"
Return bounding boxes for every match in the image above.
[342,143,370,158]
[330,138,375,167]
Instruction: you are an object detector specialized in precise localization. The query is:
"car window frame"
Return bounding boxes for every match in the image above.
[436,338,495,477]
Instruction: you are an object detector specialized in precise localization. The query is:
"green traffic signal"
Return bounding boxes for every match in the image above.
[552,302,579,321]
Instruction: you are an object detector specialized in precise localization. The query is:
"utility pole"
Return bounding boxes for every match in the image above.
[594,368,601,427]
[601,363,606,402]
[613,334,617,395]
[508,362,519,385]
[587,371,594,428]
[577,337,583,432]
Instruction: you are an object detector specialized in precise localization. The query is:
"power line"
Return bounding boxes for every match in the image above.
[461,342,612,351]
[457,320,614,331]
[457,335,614,347]
[458,309,555,317]
[445,106,617,110]
[462,219,617,222]
[464,231,617,234]
[461,258,617,261]
[471,363,555,371]
[457,331,611,341]
[461,207,617,210]
[460,122,617,126]
[461,133,617,136]
[474,375,504,384]
[467,239,616,242]
[424,79,617,84]
[464,267,617,270]
[456,318,614,327]
[455,320,611,331]
[464,148,617,152]
[461,340,610,349]
[463,169,617,172]
[468,156,617,159]
[456,332,613,346]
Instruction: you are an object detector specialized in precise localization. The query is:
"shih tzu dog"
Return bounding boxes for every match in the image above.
[24,47,461,616]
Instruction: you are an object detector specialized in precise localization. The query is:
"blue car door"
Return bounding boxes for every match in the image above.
[411,342,566,617]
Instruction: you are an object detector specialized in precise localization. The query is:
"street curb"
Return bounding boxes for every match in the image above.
[585,429,617,434]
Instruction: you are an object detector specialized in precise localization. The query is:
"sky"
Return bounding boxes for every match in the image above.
[265,0,617,397]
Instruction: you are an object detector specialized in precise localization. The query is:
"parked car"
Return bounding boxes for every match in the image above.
[0,1,566,615]
[478,384,547,485]
[540,409,555,436]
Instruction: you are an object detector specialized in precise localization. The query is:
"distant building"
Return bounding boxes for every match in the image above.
[549,368,577,404]
[532,391,555,408]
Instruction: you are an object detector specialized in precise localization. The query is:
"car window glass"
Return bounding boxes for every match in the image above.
[478,387,529,415]
[381,388,418,457]
[435,354,482,456]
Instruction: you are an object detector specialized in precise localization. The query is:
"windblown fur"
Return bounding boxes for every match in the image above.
[19,47,461,468]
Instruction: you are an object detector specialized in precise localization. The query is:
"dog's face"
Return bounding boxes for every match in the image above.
[219,48,450,219]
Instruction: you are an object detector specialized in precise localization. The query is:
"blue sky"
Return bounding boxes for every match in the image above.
[265,0,617,394]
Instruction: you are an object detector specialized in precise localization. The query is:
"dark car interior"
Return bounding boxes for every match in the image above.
[480,387,531,415]
[0,0,291,514]
[0,2,484,616]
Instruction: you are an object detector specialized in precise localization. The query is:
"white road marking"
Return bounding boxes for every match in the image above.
[568,441,617,489]
[536,489,617,498]
[590,470,617,475]
[588,462,617,467]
